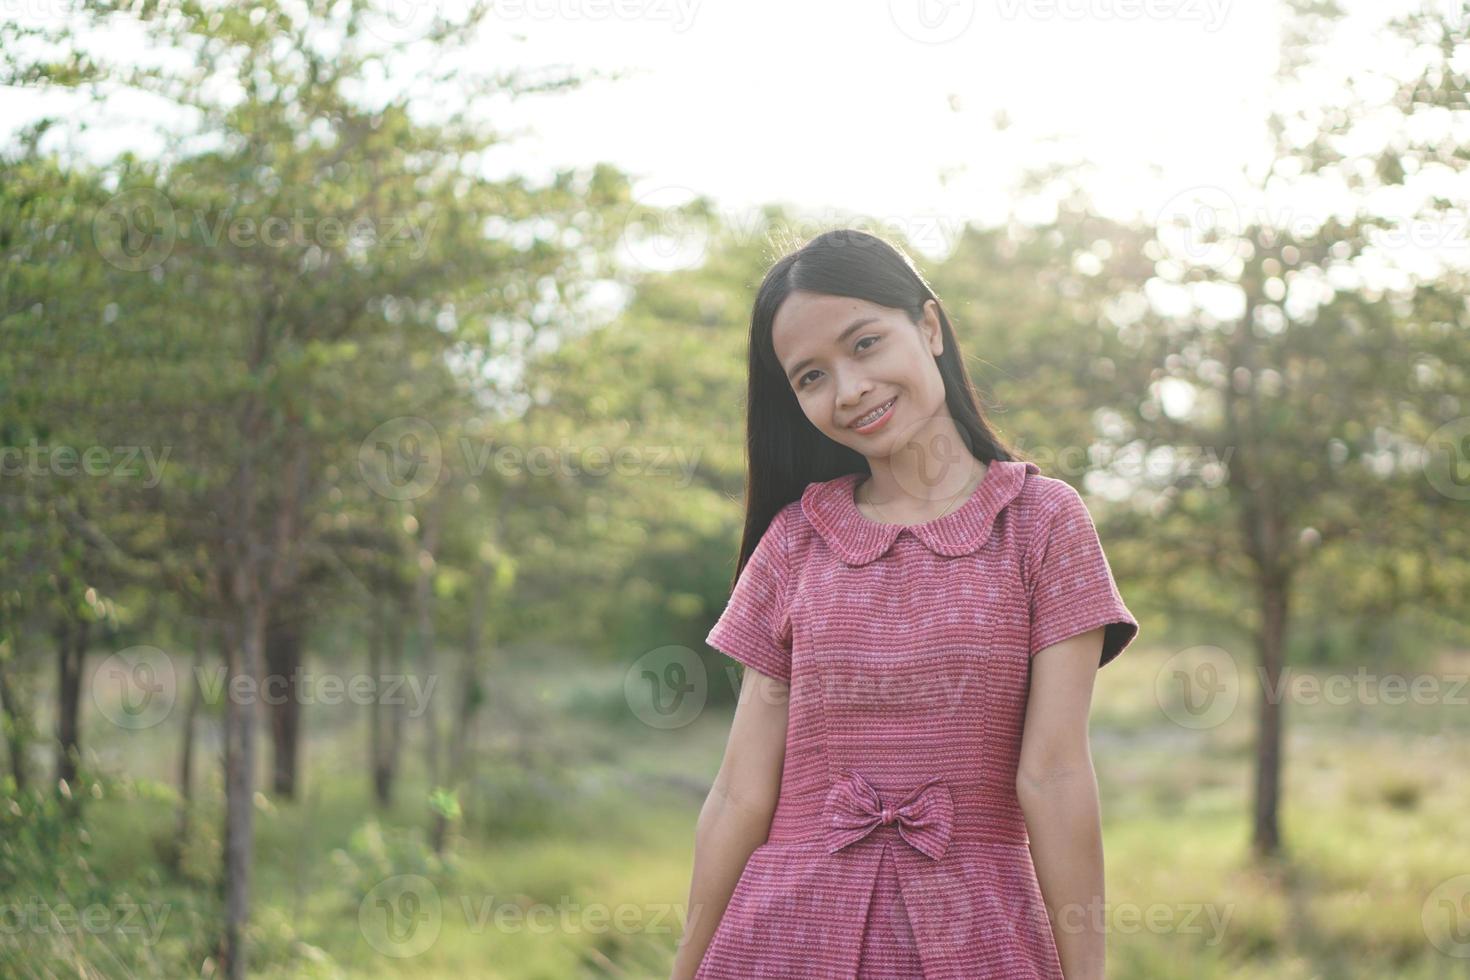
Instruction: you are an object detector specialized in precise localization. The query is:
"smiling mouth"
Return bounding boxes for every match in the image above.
[849,396,897,429]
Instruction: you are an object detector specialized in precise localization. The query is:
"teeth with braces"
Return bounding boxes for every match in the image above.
[854,398,895,426]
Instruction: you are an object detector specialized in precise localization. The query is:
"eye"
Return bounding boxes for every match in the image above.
[795,335,881,390]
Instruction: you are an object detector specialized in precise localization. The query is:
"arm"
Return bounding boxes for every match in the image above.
[1017,625,1107,980]
[670,664,790,980]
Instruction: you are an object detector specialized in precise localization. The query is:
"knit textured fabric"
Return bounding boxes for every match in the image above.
[696,459,1140,979]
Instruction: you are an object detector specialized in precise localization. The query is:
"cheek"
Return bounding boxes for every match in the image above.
[797,392,845,435]
[898,351,941,395]
[797,395,832,429]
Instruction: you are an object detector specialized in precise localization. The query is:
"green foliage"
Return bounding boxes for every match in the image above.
[4,647,1467,978]
[428,786,462,822]
[0,776,216,978]
[1,0,1468,975]
[331,816,451,903]
[466,761,582,840]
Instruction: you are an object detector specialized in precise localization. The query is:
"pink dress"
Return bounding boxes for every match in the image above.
[695,460,1139,979]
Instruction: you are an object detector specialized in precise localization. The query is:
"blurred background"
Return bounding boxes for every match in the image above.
[2,0,1469,977]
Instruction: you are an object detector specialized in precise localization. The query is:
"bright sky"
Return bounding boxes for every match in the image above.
[3,0,1459,270]
[474,0,1281,255]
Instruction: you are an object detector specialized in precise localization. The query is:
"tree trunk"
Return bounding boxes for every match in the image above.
[1252,576,1289,858]
[171,637,204,874]
[387,609,406,799]
[453,556,489,783]
[0,654,28,792]
[265,611,303,799]
[369,609,384,806]
[369,601,390,808]
[414,492,445,791]
[431,557,489,854]
[369,600,407,809]
[55,617,88,793]
[220,597,266,980]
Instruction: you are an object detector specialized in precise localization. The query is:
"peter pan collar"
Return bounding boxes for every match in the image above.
[800,459,1039,566]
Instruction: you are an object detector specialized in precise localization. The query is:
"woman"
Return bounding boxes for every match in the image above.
[671,229,1139,979]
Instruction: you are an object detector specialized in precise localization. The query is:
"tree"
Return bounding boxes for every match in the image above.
[4,3,632,975]
[1066,0,1470,858]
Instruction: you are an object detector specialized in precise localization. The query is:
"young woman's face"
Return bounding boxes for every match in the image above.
[771,290,948,457]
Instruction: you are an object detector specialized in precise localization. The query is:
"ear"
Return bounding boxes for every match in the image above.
[921,299,944,356]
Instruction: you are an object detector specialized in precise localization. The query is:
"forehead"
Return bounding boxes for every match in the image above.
[771,291,889,362]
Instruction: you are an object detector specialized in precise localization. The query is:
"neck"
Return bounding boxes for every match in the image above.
[857,440,985,521]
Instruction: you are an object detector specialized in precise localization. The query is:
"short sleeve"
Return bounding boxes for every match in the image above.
[705,507,793,683]
[1027,484,1139,668]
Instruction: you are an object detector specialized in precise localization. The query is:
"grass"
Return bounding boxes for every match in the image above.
[4,643,1469,977]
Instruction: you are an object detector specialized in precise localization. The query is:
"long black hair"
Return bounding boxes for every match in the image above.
[729,228,1023,584]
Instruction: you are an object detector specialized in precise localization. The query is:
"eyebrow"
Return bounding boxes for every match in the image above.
[784,316,881,382]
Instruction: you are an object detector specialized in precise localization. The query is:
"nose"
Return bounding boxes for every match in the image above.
[834,370,872,412]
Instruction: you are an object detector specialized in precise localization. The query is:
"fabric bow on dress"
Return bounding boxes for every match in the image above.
[823,769,954,861]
